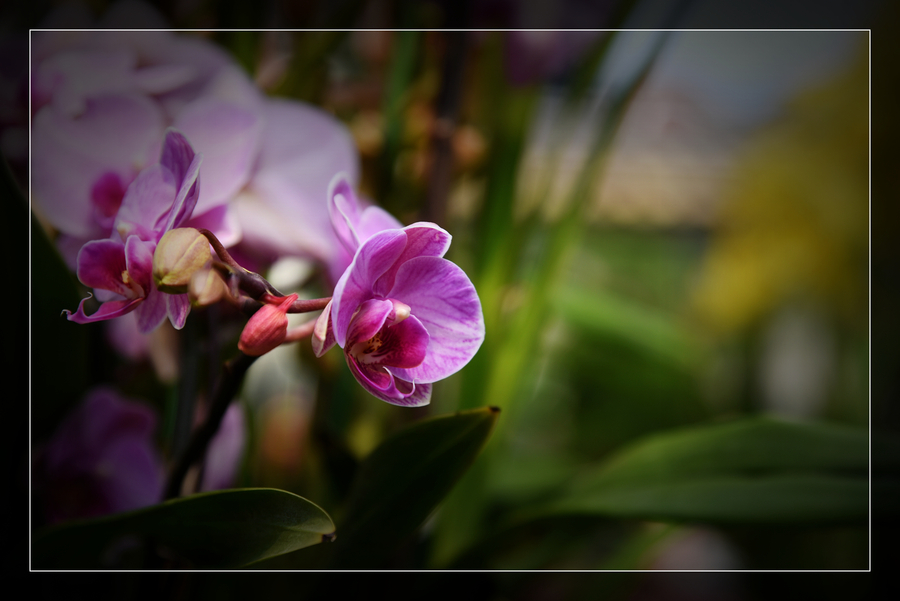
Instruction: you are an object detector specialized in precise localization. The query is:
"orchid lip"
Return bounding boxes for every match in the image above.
[345,298,429,371]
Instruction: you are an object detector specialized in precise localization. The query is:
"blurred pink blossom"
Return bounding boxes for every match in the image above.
[63,129,199,332]
[34,386,163,524]
[31,1,359,272]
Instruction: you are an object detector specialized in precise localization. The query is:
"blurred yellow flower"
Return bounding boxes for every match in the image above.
[693,47,868,333]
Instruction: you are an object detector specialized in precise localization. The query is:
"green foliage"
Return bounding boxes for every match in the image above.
[329,407,499,568]
[33,488,335,569]
[533,417,889,525]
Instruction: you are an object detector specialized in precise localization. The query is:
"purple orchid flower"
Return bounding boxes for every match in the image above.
[31,15,358,272]
[31,18,265,267]
[35,386,163,524]
[313,176,484,406]
[63,129,201,333]
[229,99,361,276]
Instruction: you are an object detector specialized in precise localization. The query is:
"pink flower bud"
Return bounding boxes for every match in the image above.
[238,294,298,356]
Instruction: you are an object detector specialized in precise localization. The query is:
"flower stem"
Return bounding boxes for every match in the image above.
[200,229,331,314]
[164,351,258,499]
[283,317,317,343]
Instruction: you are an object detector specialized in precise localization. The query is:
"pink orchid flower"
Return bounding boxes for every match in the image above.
[64,129,200,332]
[313,175,485,406]
[31,18,358,272]
[35,386,163,524]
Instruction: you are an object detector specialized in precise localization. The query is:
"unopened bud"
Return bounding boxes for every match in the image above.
[238,294,298,356]
[189,268,227,306]
[153,228,212,294]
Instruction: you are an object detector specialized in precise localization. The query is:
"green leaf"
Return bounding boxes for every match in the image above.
[535,417,896,525]
[33,488,335,569]
[555,286,701,371]
[330,406,500,568]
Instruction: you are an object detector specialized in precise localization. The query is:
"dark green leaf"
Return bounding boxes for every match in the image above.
[330,406,499,568]
[535,417,895,525]
[33,488,335,569]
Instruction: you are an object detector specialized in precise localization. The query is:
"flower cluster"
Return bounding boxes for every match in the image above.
[31,15,359,273]
[40,16,485,536]
[63,129,200,332]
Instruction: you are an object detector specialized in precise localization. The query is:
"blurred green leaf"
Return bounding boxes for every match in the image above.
[33,488,335,569]
[535,417,894,524]
[330,406,499,568]
[556,286,701,371]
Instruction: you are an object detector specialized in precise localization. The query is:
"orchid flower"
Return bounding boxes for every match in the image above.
[35,387,163,524]
[31,20,358,272]
[31,24,263,265]
[64,129,201,333]
[313,175,484,406]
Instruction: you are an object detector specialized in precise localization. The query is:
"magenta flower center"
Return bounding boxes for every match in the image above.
[346,298,428,371]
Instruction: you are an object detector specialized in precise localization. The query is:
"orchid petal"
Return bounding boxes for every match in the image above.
[348,358,394,391]
[186,203,241,249]
[56,234,87,271]
[135,285,167,333]
[373,223,452,297]
[98,435,163,511]
[158,128,196,194]
[124,236,155,295]
[90,171,127,230]
[104,313,149,360]
[328,173,362,255]
[64,295,144,325]
[235,99,358,263]
[114,163,176,239]
[35,48,138,116]
[174,98,261,215]
[39,387,163,521]
[75,239,130,297]
[133,63,195,95]
[332,229,407,347]
[370,314,429,369]
[311,300,336,357]
[393,379,432,407]
[200,403,245,491]
[166,293,191,330]
[32,93,163,239]
[386,256,484,383]
[162,148,201,232]
[356,206,404,244]
[325,175,404,284]
[346,299,393,347]
[346,355,433,407]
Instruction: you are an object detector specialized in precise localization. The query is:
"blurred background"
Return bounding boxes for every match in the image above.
[7,0,887,597]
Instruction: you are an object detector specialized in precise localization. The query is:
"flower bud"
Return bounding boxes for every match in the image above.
[153,228,212,294]
[238,294,298,356]
[189,268,228,307]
